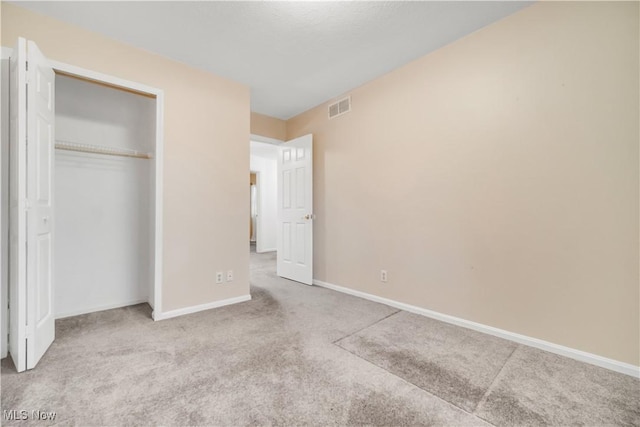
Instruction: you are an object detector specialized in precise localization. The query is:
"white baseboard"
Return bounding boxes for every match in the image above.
[313,279,640,379]
[153,294,252,321]
[55,299,149,319]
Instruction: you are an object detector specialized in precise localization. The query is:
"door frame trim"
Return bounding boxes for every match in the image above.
[250,134,283,146]
[249,170,259,248]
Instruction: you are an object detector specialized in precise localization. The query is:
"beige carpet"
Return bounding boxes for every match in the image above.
[1,249,638,426]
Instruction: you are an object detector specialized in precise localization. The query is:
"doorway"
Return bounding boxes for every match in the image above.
[249,140,279,254]
[248,134,314,285]
[54,73,156,319]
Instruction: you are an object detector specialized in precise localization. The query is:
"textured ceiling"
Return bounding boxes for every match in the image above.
[14,1,532,119]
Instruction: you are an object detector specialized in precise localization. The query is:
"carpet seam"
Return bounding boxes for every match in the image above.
[472,343,521,417]
[331,309,401,345]
[333,342,494,426]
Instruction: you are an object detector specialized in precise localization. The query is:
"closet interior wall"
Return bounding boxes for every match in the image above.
[55,74,156,318]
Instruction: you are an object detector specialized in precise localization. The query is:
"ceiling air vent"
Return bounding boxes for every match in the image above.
[328,96,351,119]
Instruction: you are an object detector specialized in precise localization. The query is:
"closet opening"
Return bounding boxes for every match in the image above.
[52,67,163,320]
[3,40,164,370]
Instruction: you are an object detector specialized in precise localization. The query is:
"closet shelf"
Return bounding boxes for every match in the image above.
[55,140,153,159]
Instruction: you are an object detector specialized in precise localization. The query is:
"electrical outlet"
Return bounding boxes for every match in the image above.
[216,271,223,284]
[380,270,388,282]
[227,270,234,282]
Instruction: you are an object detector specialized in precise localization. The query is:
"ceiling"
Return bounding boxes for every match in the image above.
[14,1,532,120]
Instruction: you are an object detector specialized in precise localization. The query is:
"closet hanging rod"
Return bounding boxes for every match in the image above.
[54,140,153,159]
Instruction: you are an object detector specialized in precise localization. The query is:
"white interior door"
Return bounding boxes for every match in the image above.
[9,38,55,372]
[277,134,313,285]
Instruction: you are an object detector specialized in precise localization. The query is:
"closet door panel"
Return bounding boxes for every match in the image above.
[25,40,55,370]
[9,37,28,373]
[36,234,52,324]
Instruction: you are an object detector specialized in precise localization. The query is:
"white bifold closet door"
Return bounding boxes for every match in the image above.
[9,38,56,372]
[8,37,159,372]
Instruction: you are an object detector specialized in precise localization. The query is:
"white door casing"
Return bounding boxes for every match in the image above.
[49,59,164,320]
[8,38,55,372]
[277,134,313,285]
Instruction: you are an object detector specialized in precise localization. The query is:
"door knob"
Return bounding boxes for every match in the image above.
[303,214,313,220]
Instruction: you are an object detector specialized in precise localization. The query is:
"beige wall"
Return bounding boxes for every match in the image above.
[2,3,251,312]
[287,2,639,365]
[251,112,286,141]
